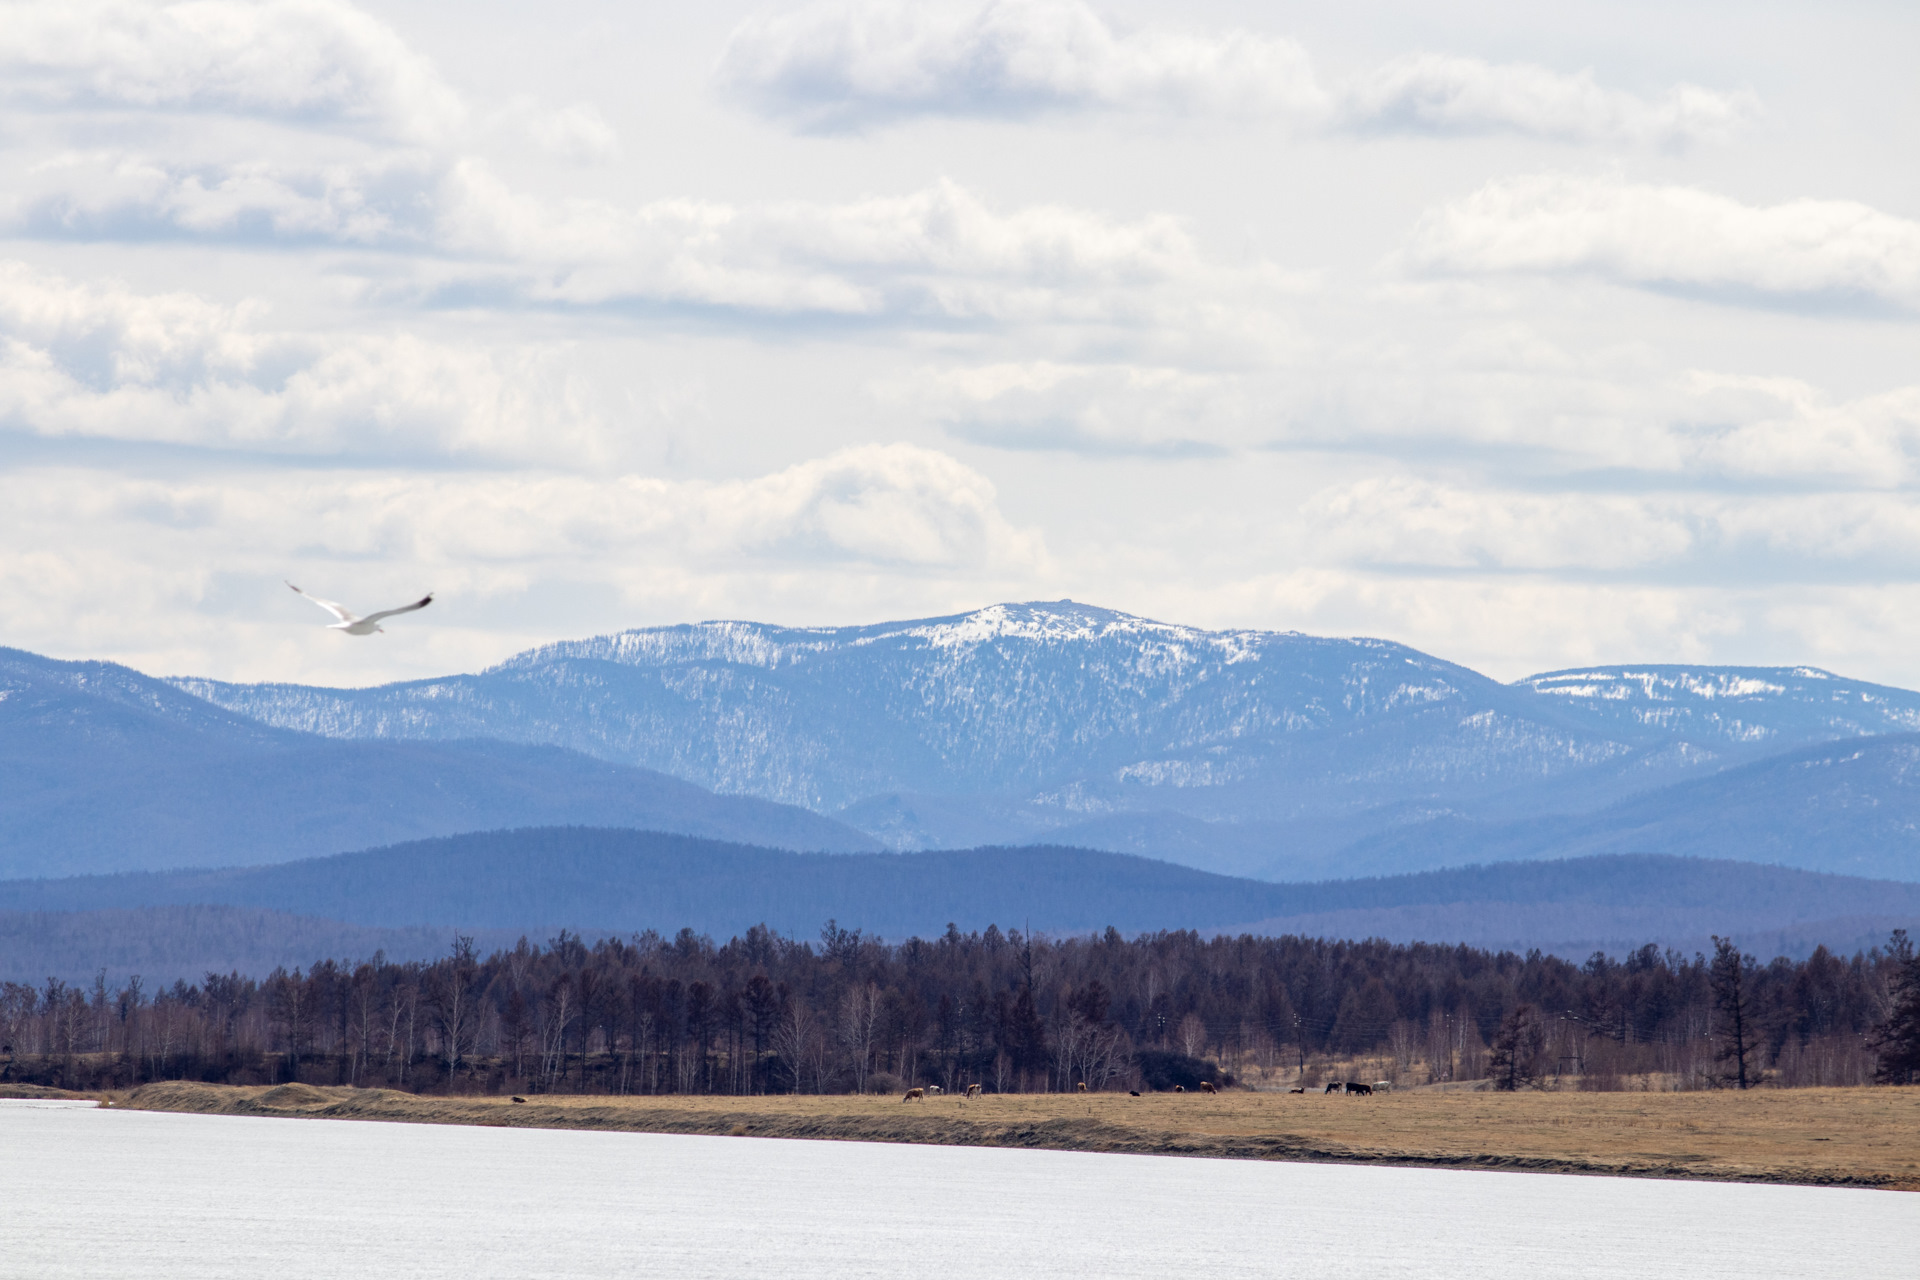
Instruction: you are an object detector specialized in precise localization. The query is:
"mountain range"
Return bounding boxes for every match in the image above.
[166,601,1920,881]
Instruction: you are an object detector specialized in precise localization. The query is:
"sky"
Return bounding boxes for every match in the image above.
[2,0,1918,688]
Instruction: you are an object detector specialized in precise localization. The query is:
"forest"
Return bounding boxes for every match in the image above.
[4,922,1918,1095]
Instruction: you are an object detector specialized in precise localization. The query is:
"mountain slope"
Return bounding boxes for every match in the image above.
[0,647,876,878]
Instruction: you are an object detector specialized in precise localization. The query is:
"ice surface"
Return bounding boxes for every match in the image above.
[1,1104,1913,1279]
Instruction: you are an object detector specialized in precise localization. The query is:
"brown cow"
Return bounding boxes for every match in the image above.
[1199,1081,1217,1094]
[965,1083,982,1098]
[903,1087,925,1102]
[1076,1081,1088,1092]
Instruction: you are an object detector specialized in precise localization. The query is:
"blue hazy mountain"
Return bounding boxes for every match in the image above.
[170,602,1920,878]
[1334,733,1920,882]
[0,647,877,878]
[5,833,1917,984]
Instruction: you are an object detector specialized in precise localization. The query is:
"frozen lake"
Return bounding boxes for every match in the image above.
[2,1099,1913,1279]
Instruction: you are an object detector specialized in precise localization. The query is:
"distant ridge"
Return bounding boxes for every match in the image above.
[3,830,1916,983]
[0,646,877,879]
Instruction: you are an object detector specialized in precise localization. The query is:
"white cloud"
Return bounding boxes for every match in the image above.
[905,359,1245,455]
[1303,477,1697,571]
[0,445,1049,679]
[8,160,1212,331]
[0,447,1043,573]
[715,0,1752,145]
[1300,474,1920,578]
[0,0,467,142]
[488,97,621,165]
[1342,54,1756,147]
[0,260,610,461]
[1401,174,1920,310]
[1676,375,1920,487]
[714,0,1327,132]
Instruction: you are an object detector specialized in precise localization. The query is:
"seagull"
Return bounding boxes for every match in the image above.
[287,581,434,635]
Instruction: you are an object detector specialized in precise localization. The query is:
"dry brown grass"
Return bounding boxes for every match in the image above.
[113,1081,1920,1190]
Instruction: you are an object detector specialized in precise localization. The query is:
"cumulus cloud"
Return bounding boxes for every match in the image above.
[1401,174,1920,311]
[461,176,1202,318]
[715,0,1752,145]
[0,260,609,461]
[1342,54,1756,146]
[0,445,1048,674]
[909,360,1242,455]
[1304,477,1697,571]
[1301,474,1920,580]
[10,159,1208,329]
[715,0,1326,132]
[0,0,467,142]
[487,97,622,165]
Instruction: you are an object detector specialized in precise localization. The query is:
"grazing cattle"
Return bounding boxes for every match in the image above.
[1199,1081,1217,1094]
[1345,1082,1373,1096]
[926,1085,943,1096]
[965,1084,982,1098]
[1076,1081,1088,1092]
[903,1087,925,1102]
[1324,1081,1342,1094]
[1129,1090,1141,1097]
[1287,1086,1305,1094]
[1173,1085,1186,1093]
[511,1096,526,1103]
[1371,1081,1392,1094]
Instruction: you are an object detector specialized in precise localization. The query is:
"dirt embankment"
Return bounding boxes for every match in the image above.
[111,1081,1920,1191]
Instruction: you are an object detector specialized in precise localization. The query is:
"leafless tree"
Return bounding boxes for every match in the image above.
[839,982,881,1092]
[425,937,480,1087]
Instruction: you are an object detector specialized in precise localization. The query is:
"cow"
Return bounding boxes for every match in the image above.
[926,1085,943,1096]
[1345,1082,1373,1096]
[965,1084,982,1099]
[1076,1081,1088,1092]
[1287,1086,1305,1094]
[511,1096,527,1104]
[1173,1085,1186,1093]
[1199,1081,1217,1094]
[1324,1081,1342,1094]
[1128,1090,1141,1097]
[1371,1081,1393,1094]
[903,1087,925,1102]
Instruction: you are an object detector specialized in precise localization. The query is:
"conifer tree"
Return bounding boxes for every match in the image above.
[1710,937,1758,1089]
[1869,930,1920,1085]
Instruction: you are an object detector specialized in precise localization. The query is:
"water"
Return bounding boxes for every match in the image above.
[1,1099,1912,1278]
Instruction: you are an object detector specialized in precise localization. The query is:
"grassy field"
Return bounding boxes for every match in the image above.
[107,1081,1920,1191]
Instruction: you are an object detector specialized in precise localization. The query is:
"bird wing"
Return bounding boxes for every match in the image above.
[286,581,358,624]
[360,592,434,625]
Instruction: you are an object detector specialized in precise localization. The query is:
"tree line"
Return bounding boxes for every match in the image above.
[3,923,1918,1095]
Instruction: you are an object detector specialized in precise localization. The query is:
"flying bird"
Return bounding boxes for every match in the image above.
[286,582,433,635]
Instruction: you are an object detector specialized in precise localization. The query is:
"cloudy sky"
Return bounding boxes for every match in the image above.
[3,0,1918,688]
